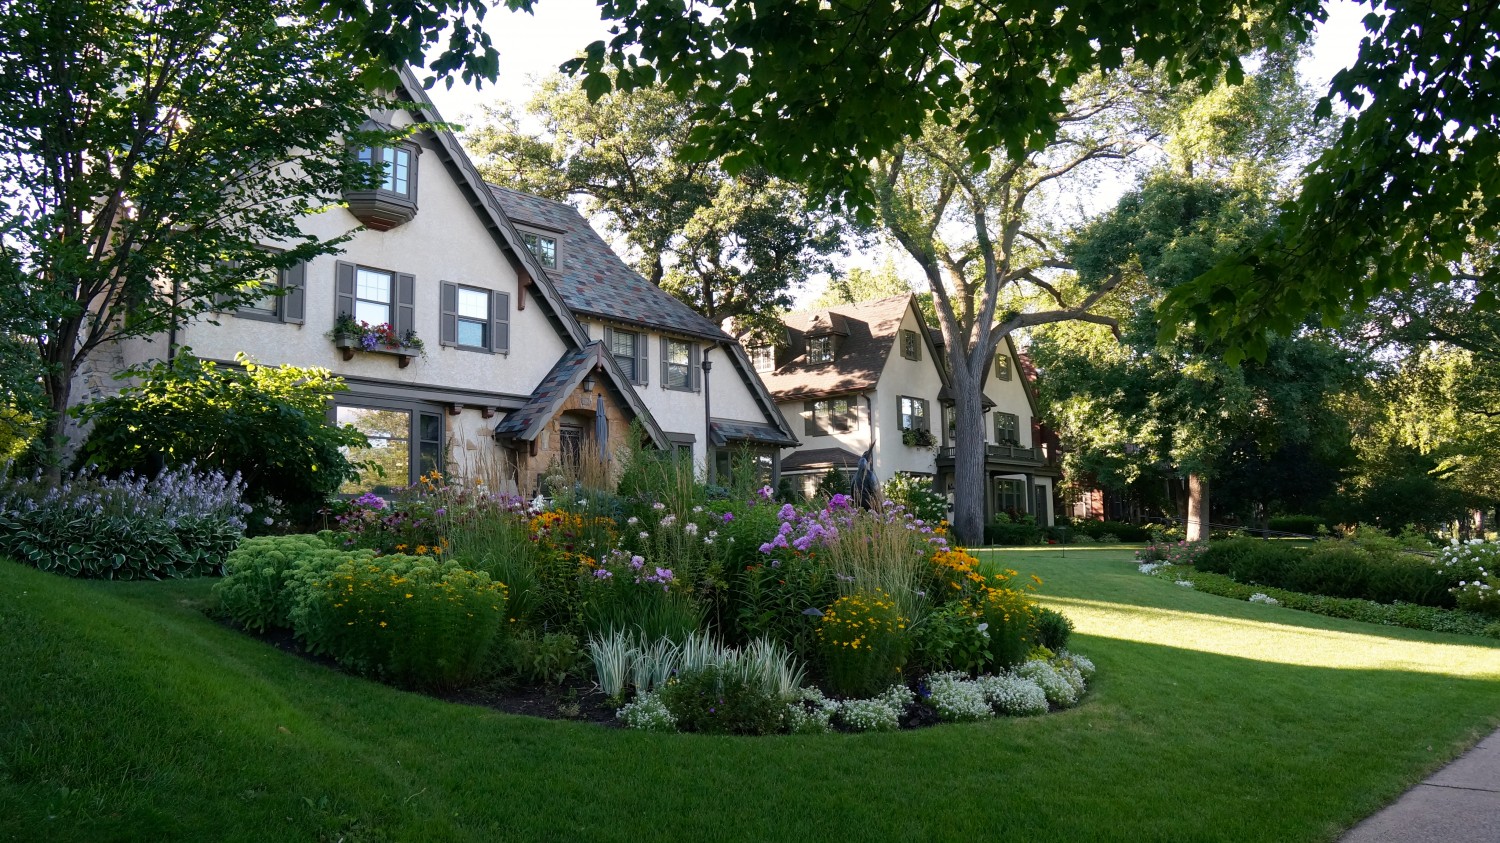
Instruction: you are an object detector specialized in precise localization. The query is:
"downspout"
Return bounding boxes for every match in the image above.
[702,346,714,485]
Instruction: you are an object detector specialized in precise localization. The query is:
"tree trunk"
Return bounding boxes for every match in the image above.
[1186,473,1209,542]
[951,365,987,546]
[40,366,75,484]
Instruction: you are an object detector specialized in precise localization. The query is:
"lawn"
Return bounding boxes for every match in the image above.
[3,548,1498,842]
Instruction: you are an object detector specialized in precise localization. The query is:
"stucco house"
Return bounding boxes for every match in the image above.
[71,68,795,496]
[750,294,1059,524]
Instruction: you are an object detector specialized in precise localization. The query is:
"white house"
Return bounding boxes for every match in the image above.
[73,68,795,496]
[751,294,1059,524]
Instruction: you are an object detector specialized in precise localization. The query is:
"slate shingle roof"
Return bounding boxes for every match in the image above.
[487,185,729,341]
[491,346,595,441]
[759,295,915,402]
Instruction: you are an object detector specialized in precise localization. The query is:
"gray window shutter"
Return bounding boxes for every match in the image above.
[921,399,931,431]
[804,401,823,436]
[335,261,356,319]
[493,291,510,353]
[691,344,702,392]
[439,282,457,347]
[283,262,306,324]
[659,336,669,386]
[635,331,649,386]
[395,273,415,337]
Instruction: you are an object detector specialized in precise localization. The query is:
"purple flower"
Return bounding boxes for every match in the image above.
[759,542,775,554]
[593,568,613,579]
[722,511,734,523]
[655,567,674,581]
[778,504,796,520]
[630,555,645,570]
[757,485,774,500]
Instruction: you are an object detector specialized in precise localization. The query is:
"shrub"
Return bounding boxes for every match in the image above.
[288,554,507,689]
[1072,519,1151,542]
[1032,608,1074,652]
[1284,545,1371,598]
[978,585,1035,668]
[1136,540,1210,566]
[499,631,587,687]
[816,590,910,698]
[657,665,788,735]
[0,465,248,579]
[1437,540,1500,617]
[1198,537,1452,608]
[912,599,993,675]
[728,550,837,663]
[882,473,947,525]
[985,512,1041,546]
[72,353,366,522]
[215,534,366,632]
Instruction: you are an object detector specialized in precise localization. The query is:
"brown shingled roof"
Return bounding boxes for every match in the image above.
[758,294,916,402]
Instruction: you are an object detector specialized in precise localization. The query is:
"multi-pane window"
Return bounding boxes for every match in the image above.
[995,411,1020,444]
[808,336,833,364]
[899,396,929,431]
[522,232,558,268]
[665,339,693,390]
[750,345,775,373]
[611,329,640,380]
[336,405,442,493]
[455,287,490,349]
[901,329,921,361]
[995,478,1027,514]
[240,266,281,316]
[357,146,414,198]
[806,397,856,435]
[355,267,394,326]
[995,351,1012,381]
[559,423,584,467]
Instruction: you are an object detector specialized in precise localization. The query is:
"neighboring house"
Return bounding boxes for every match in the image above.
[71,68,794,496]
[751,294,1059,524]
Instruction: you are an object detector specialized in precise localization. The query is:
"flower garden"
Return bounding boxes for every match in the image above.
[209,465,1094,734]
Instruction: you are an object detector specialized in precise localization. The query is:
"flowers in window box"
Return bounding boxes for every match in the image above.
[901,427,936,448]
[328,314,424,364]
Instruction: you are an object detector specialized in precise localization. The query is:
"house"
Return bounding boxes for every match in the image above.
[750,294,1059,524]
[71,68,795,496]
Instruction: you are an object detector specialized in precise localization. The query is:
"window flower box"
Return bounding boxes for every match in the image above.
[329,316,425,368]
[902,428,937,448]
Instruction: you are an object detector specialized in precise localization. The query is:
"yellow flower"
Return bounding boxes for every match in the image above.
[380,621,388,628]
[405,593,413,598]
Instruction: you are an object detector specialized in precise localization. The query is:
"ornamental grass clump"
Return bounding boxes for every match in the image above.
[816,590,910,698]
[0,464,249,579]
[288,554,507,690]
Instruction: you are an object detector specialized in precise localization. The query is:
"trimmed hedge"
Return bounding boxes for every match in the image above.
[1197,537,1452,608]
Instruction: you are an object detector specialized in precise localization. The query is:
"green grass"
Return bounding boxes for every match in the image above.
[4,550,1499,842]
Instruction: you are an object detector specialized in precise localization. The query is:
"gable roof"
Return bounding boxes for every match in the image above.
[781,446,862,473]
[487,185,729,342]
[759,294,922,402]
[492,341,669,447]
[929,328,1041,419]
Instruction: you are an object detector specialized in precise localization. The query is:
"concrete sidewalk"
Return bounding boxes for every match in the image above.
[1341,728,1500,842]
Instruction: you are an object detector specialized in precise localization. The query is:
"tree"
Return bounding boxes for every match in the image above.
[567,0,1497,359]
[865,67,1163,543]
[466,75,847,334]
[1032,176,1357,539]
[0,0,402,471]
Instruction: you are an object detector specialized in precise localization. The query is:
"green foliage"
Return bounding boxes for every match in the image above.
[814,467,850,499]
[726,552,837,663]
[1032,608,1074,652]
[657,666,788,736]
[1267,515,1328,536]
[74,354,367,519]
[1197,537,1452,608]
[815,590,909,698]
[0,466,247,579]
[214,535,363,633]
[577,550,703,643]
[978,587,1036,669]
[288,554,507,690]
[912,600,993,676]
[986,512,1041,546]
[499,631,587,687]
[882,473,947,526]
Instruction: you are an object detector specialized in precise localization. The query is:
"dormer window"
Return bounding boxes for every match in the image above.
[522,232,558,269]
[808,336,833,364]
[901,329,921,361]
[750,345,775,373]
[345,137,420,231]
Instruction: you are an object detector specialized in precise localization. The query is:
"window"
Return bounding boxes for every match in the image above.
[663,338,697,391]
[223,254,306,324]
[559,423,584,468]
[899,396,929,432]
[995,478,1027,514]
[357,145,415,199]
[336,262,415,340]
[995,411,1019,444]
[750,345,775,373]
[808,335,833,364]
[610,328,640,381]
[805,397,856,435]
[522,232,558,269]
[901,329,921,361]
[440,283,511,353]
[336,404,443,493]
[355,267,394,326]
[995,351,1012,381]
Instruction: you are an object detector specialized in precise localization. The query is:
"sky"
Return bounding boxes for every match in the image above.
[423,1,1373,304]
